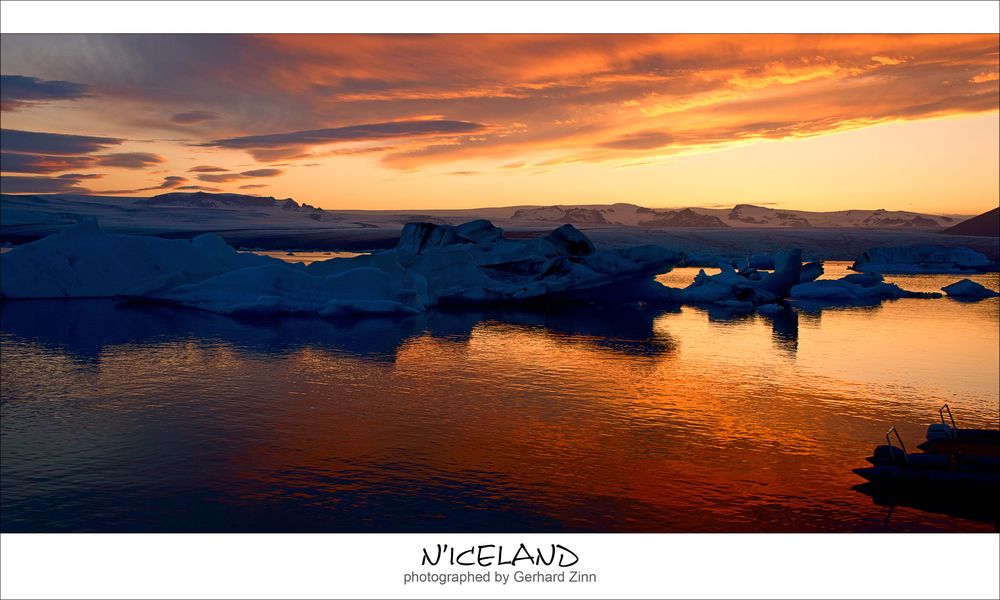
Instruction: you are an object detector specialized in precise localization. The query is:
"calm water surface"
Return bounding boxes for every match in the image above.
[2,263,998,532]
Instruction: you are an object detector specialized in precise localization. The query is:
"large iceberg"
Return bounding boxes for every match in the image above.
[135,264,428,316]
[1,218,684,315]
[852,245,994,274]
[0,218,277,298]
[378,220,683,305]
[402,221,683,304]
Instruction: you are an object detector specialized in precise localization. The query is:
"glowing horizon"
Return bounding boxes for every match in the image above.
[1,34,998,214]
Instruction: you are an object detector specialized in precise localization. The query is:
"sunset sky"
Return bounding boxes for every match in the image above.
[1,34,998,213]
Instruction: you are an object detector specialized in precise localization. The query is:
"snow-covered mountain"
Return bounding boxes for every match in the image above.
[510,204,729,227]
[712,204,955,229]
[506,202,956,229]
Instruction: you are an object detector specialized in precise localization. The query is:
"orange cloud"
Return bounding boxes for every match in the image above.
[971,71,1000,84]
[0,34,997,202]
[222,34,997,168]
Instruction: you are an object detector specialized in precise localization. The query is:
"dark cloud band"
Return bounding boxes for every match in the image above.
[95,152,165,169]
[1,152,95,174]
[0,174,91,193]
[0,129,122,155]
[0,74,91,111]
[205,119,486,150]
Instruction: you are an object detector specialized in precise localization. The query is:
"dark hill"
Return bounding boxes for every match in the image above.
[941,208,999,237]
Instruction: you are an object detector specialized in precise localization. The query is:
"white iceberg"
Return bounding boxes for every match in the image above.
[386,220,683,305]
[941,278,1000,299]
[0,218,277,298]
[1,218,686,316]
[852,245,994,274]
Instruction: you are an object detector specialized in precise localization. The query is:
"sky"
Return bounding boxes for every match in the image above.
[1,34,998,214]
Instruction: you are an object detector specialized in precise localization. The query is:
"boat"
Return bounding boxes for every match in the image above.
[853,405,1000,492]
[915,404,1000,456]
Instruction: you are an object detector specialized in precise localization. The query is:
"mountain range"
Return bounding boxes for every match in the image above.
[2,192,995,259]
[508,202,961,229]
[0,192,987,244]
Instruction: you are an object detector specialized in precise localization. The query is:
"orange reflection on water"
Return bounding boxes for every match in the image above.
[209,291,997,530]
[1,273,997,531]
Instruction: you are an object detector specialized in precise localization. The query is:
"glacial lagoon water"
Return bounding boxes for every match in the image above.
[1,264,997,532]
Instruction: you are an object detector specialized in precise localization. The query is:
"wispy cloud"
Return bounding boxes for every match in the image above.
[171,110,221,124]
[57,172,104,180]
[203,118,487,161]
[597,131,674,150]
[174,184,222,191]
[195,167,283,183]
[97,174,188,194]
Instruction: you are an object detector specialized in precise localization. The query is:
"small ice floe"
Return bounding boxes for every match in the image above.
[851,245,995,274]
[755,303,784,315]
[679,247,943,310]
[941,278,1000,300]
[681,248,818,306]
[789,272,940,302]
